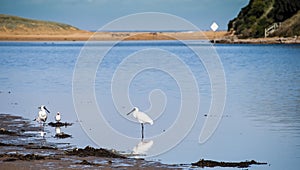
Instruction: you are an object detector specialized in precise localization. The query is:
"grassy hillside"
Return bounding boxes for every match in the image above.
[228,0,300,38]
[0,14,82,34]
[273,11,300,37]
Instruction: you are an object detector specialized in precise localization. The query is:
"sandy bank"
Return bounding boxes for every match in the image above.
[1,31,299,44]
[0,31,227,41]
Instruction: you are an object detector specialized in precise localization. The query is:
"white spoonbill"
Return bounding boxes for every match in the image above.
[35,105,50,123]
[127,107,153,139]
[55,112,61,122]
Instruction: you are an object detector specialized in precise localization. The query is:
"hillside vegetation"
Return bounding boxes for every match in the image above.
[0,14,83,34]
[228,0,300,38]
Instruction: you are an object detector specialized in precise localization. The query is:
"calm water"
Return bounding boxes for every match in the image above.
[0,41,299,169]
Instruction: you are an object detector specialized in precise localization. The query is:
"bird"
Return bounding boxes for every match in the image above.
[34,105,50,124]
[127,107,153,139]
[55,112,61,122]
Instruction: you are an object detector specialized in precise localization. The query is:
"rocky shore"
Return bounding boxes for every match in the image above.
[214,36,300,44]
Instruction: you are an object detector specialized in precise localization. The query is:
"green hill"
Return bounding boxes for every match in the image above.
[0,14,82,34]
[228,0,300,38]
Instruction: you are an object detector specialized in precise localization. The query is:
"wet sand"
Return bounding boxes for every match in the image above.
[0,31,300,44]
[0,31,227,41]
[1,31,299,43]
[0,113,267,169]
[0,113,181,169]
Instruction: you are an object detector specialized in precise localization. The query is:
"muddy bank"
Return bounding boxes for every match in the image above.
[0,113,268,169]
[0,113,182,169]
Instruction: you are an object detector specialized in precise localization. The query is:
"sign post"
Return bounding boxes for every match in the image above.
[210,22,219,44]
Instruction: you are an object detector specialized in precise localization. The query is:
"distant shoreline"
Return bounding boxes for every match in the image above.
[0,31,299,44]
[0,31,226,41]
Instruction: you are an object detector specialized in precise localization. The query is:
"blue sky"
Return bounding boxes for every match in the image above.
[0,0,249,31]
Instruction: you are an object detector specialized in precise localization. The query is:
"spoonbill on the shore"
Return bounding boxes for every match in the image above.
[127,107,153,139]
[34,105,50,123]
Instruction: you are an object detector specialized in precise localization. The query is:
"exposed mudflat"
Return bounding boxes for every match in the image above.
[0,113,267,169]
[0,113,184,169]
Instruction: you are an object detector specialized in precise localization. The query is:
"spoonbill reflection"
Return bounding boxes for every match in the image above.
[55,127,61,135]
[133,140,154,155]
[39,130,46,138]
[127,107,153,139]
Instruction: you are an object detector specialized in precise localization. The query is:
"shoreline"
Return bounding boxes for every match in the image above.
[0,113,268,169]
[0,31,226,41]
[214,36,300,44]
[1,31,299,44]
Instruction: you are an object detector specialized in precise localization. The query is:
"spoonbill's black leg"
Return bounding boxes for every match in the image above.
[141,123,144,139]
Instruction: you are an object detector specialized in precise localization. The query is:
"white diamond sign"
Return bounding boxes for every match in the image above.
[210,22,218,32]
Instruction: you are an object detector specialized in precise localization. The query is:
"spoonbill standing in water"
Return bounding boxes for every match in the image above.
[34,105,50,126]
[127,107,153,139]
[55,112,61,122]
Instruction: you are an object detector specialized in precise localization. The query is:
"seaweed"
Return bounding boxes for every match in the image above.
[0,153,59,161]
[65,146,126,159]
[48,122,73,127]
[192,159,267,168]
[0,128,18,136]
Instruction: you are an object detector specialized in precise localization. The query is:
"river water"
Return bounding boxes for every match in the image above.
[0,41,299,169]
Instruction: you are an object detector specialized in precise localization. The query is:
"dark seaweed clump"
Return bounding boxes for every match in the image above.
[48,122,73,127]
[0,153,59,162]
[55,133,72,139]
[65,146,126,159]
[0,128,17,136]
[77,159,95,165]
[0,142,57,150]
[192,159,267,168]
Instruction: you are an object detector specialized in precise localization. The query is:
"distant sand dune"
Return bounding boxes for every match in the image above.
[0,30,228,41]
[1,14,298,43]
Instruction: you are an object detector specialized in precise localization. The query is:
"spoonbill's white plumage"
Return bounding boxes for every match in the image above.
[35,105,50,123]
[55,112,61,122]
[127,107,153,139]
[127,107,153,125]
